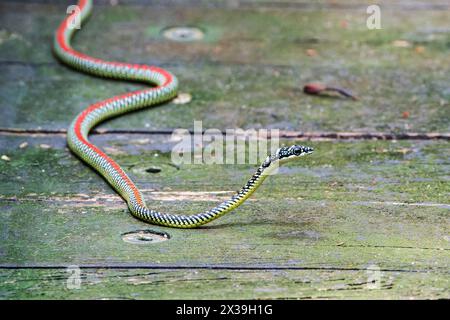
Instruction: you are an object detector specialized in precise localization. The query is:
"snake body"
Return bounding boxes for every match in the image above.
[54,0,313,228]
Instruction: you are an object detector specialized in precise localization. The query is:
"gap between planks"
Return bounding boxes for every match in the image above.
[1,128,449,141]
[1,192,449,209]
[0,264,447,274]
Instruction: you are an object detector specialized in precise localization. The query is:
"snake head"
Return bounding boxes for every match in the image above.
[277,145,314,161]
[261,145,314,169]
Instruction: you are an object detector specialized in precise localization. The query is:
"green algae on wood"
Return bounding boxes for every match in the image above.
[0,136,448,274]
[0,2,449,132]
[0,0,449,300]
[1,268,449,300]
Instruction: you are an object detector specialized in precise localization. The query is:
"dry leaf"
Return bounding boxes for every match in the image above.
[303,83,326,95]
[340,20,348,29]
[395,148,412,155]
[392,40,411,48]
[173,93,192,105]
[415,46,425,54]
[306,49,318,57]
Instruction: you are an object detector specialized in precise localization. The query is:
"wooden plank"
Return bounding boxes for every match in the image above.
[1,199,449,270]
[0,0,448,300]
[1,268,448,299]
[1,133,449,203]
[0,135,448,274]
[0,2,449,132]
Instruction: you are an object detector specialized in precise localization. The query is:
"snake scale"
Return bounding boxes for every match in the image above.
[54,0,314,228]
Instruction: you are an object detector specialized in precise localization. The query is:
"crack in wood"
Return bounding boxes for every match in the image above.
[1,128,449,141]
[0,264,447,274]
[1,194,449,210]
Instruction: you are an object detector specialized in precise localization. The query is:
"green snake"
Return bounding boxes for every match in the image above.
[54,0,314,228]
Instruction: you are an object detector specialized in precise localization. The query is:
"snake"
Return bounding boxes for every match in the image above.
[53,0,314,228]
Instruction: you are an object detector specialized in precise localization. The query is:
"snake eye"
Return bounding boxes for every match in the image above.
[293,146,302,156]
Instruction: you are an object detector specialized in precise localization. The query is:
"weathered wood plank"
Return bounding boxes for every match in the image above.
[0,0,449,300]
[4,0,450,8]
[0,135,448,274]
[1,134,449,203]
[0,2,449,132]
[0,268,448,300]
[1,199,449,270]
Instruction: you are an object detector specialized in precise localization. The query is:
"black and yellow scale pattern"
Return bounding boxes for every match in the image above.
[54,0,314,228]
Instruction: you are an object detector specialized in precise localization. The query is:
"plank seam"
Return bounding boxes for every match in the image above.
[1,128,449,141]
[0,265,447,274]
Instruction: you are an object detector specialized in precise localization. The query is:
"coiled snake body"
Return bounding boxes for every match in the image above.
[54,0,313,228]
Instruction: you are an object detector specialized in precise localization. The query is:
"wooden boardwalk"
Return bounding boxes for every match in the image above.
[0,0,449,299]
